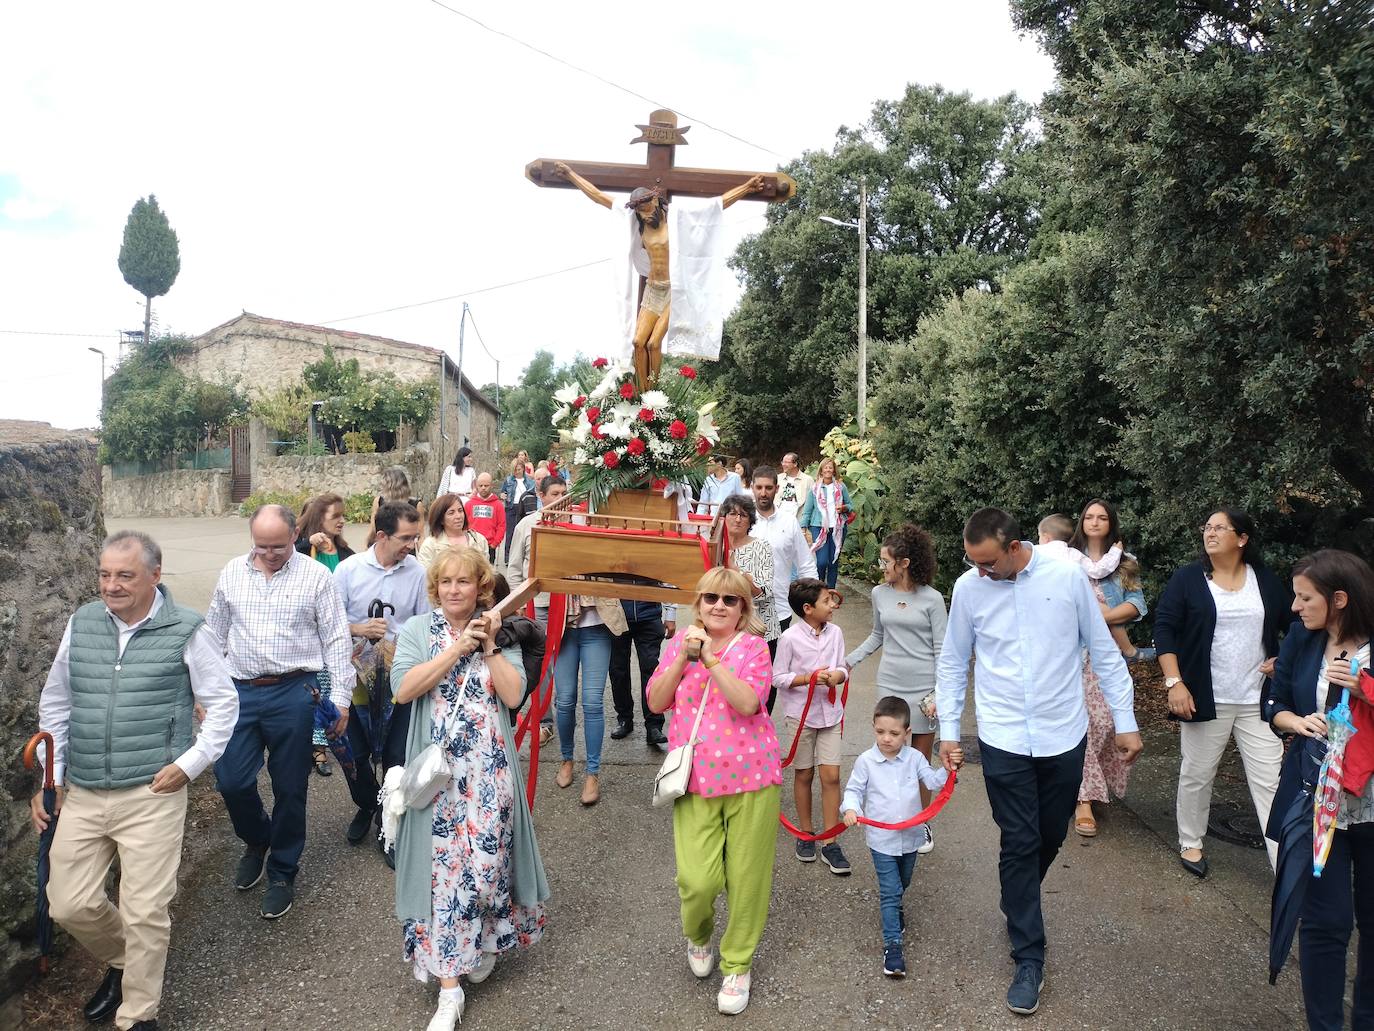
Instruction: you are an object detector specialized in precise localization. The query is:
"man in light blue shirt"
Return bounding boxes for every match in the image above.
[332,502,428,847]
[936,507,1143,1017]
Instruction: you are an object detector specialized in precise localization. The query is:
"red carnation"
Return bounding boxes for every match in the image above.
[590,423,605,440]
[573,395,586,408]
[585,406,601,422]
[627,438,646,456]
[696,436,711,455]
[679,365,697,379]
[619,382,636,400]
[602,450,620,468]
[639,407,655,422]
[651,478,668,491]
[592,357,609,369]
[669,419,688,440]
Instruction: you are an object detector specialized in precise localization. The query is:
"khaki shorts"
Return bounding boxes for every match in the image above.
[783,717,842,770]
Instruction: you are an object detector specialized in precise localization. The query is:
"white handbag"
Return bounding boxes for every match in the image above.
[399,743,448,809]
[651,633,743,808]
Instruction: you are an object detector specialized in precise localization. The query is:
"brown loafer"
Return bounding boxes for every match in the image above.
[555,761,574,789]
[580,774,600,807]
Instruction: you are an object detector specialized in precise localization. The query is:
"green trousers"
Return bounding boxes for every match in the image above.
[672,785,781,974]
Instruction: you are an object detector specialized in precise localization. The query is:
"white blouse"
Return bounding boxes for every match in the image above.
[1207,565,1266,705]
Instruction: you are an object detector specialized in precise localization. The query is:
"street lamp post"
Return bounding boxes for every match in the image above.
[818,176,868,434]
[87,347,107,419]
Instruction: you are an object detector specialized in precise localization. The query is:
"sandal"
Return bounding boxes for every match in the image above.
[539,723,555,747]
[313,747,333,777]
[555,761,574,789]
[1074,802,1096,837]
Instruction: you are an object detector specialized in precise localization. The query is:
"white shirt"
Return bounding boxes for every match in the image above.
[439,465,476,502]
[205,550,356,708]
[936,545,1138,757]
[776,471,813,521]
[37,590,239,786]
[842,744,949,856]
[751,507,818,623]
[1207,565,1267,705]
[333,547,430,665]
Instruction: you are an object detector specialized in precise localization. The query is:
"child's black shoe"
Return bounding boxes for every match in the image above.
[883,942,906,978]
[821,843,851,875]
[795,839,817,863]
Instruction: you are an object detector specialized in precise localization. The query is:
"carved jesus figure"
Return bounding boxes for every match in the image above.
[554,160,765,387]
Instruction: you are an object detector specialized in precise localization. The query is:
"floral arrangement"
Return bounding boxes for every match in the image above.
[551,356,721,508]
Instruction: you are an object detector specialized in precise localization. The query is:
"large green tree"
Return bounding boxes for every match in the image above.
[117,195,181,346]
[706,83,1044,455]
[1011,0,1374,570]
[497,350,593,460]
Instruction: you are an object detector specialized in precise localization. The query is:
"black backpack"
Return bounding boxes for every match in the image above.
[517,491,540,519]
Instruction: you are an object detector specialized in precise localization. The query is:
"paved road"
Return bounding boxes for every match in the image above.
[18,518,1306,1029]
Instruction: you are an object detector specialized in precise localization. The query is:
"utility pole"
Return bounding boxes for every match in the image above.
[456,302,468,445]
[857,177,868,436]
[87,347,106,420]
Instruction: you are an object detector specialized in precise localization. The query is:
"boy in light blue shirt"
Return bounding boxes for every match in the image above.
[843,696,962,978]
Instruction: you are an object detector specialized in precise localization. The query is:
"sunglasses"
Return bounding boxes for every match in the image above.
[700,592,742,608]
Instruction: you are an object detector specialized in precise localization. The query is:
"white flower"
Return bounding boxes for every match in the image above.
[574,448,588,465]
[589,369,621,399]
[551,405,570,426]
[641,389,669,409]
[610,401,638,423]
[603,419,632,441]
[554,382,582,405]
[696,406,720,442]
[572,419,591,444]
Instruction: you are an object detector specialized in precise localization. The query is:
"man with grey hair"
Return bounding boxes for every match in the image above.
[776,453,814,522]
[205,504,354,920]
[32,530,237,1030]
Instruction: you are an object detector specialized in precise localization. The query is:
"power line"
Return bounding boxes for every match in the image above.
[424,0,787,161]
[462,308,498,365]
[319,258,611,325]
[0,329,118,338]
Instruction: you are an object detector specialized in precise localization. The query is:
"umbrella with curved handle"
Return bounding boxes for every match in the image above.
[22,731,58,975]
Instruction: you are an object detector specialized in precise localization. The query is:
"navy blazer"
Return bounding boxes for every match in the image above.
[1153,560,1294,723]
[1263,624,1329,840]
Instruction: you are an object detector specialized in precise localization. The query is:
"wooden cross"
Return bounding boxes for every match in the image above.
[525,108,796,202]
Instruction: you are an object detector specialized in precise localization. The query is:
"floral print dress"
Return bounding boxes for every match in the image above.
[402,625,545,981]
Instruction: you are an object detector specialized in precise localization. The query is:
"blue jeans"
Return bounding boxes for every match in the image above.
[216,673,316,882]
[554,623,613,774]
[814,534,838,588]
[871,849,918,943]
[1299,821,1374,1030]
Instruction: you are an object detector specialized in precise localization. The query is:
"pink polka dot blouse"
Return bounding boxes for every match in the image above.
[653,630,782,798]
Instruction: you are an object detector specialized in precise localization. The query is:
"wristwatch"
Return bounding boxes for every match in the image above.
[1165,676,1183,689]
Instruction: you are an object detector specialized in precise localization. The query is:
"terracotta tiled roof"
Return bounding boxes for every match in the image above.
[192,312,498,414]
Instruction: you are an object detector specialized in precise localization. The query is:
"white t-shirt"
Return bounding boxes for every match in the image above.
[1207,565,1266,705]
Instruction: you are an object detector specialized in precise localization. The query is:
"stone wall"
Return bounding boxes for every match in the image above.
[0,422,103,1003]
[255,450,432,502]
[102,468,232,518]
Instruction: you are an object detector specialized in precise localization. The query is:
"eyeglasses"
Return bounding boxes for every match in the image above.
[700,593,742,608]
[392,534,421,544]
[878,557,893,567]
[962,552,1000,572]
[723,510,751,521]
[1199,524,1235,535]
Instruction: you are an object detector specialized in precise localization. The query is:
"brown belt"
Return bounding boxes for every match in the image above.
[239,670,312,686]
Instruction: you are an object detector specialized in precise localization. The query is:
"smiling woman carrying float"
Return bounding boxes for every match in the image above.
[389,548,548,1031]
[647,567,781,1017]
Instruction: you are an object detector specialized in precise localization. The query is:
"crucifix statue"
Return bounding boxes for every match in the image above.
[526,109,797,387]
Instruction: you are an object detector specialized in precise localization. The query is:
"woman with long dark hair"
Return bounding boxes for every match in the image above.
[1155,507,1291,876]
[438,446,476,503]
[1067,499,1149,837]
[1268,549,1374,1031]
[295,493,355,776]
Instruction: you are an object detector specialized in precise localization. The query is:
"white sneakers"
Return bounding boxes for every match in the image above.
[426,988,464,1031]
[717,972,751,1015]
[467,951,497,985]
[687,941,715,978]
[916,824,935,855]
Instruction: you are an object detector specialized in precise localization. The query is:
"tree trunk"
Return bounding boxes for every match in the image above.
[143,294,152,345]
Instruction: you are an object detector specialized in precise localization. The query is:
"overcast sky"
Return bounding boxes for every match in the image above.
[1,0,1055,431]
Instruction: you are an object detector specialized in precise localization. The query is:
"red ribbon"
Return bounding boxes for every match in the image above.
[779,670,850,770]
[778,768,958,842]
[515,593,568,810]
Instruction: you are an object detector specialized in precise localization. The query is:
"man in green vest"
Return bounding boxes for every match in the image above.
[30,530,238,1031]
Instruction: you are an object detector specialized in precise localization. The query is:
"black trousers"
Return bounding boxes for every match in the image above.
[609,617,665,732]
[765,617,791,714]
[980,735,1086,967]
[1299,820,1374,1030]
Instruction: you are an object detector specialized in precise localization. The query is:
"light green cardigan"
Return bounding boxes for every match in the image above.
[391,609,550,924]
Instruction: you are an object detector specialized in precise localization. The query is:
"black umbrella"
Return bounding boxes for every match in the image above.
[366,599,395,767]
[1270,736,1327,984]
[22,731,58,974]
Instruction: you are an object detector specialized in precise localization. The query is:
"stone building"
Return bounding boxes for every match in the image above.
[177,313,499,500]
